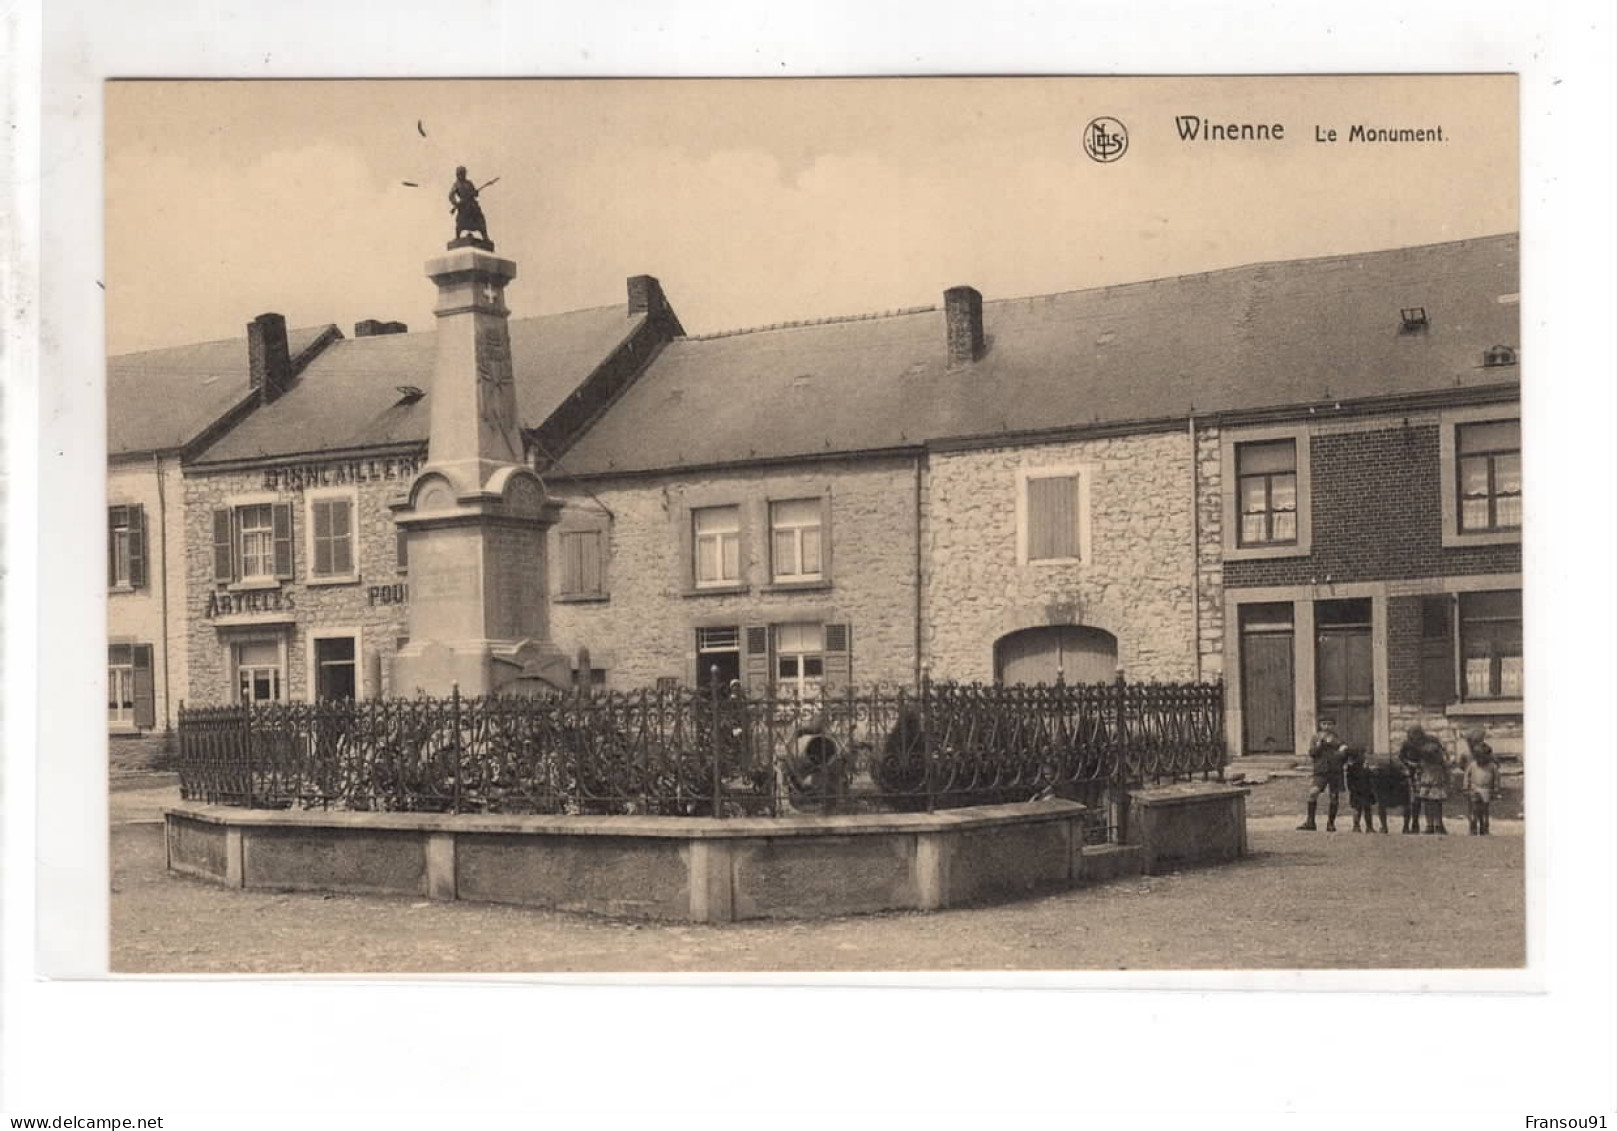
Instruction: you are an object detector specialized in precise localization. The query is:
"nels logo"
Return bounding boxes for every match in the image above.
[1083,116,1129,163]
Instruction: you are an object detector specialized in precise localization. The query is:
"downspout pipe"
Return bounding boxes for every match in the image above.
[153,451,172,730]
[1189,415,1202,683]
[913,453,924,688]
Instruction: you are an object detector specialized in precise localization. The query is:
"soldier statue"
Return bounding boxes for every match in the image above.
[449,166,492,244]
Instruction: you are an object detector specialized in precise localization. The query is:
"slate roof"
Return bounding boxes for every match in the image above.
[559,234,1519,476]
[192,306,646,464]
[107,325,338,457]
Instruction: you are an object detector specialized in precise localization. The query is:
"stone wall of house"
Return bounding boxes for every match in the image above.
[107,455,189,730]
[548,456,921,689]
[183,456,421,705]
[923,430,1218,684]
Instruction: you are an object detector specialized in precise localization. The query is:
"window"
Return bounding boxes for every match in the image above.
[769,499,822,582]
[1459,590,1522,700]
[693,505,741,587]
[313,636,357,701]
[107,643,153,728]
[1222,426,1311,560]
[107,505,147,589]
[214,502,294,584]
[1236,440,1298,546]
[1457,420,1521,533]
[558,529,605,598]
[396,524,409,573]
[696,626,741,691]
[238,505,275,579]
[774,622,825,699]
[309,495,356,578]
[233,640,284,704]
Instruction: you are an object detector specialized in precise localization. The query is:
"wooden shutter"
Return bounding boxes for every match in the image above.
[127,504,147,588]
[212,508,235,583]
[272,502,294,579]
[396,525,408,572]
[1418,596,1455,707]
[1027,475,1078,559]
[743,625,771,693]
[108,506,125,586]
[823,622,852,689]
[583,531,603,595]
[132,644,155,729]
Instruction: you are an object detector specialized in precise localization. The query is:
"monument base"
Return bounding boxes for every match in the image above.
[393,637,572,698]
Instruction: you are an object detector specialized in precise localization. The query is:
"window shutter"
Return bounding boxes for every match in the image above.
[272,502,294,579]
[108,506,125,587]
[132,644,155,728]
[743,625,771,693]
[1027,475,1078,560]
[581,531,603,595]
[823,622,852,689]
[1418,596,1454,707]
[212,508,235,583]
[396,525,409,572]
[127,504,147,588]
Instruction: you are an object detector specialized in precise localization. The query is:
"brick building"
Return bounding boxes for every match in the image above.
[1215,237,1521,758]
[174,278,681,706]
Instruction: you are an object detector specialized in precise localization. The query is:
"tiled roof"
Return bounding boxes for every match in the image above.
[106,325,337,457]
[559,235,1520,476]
[192,306,645,464]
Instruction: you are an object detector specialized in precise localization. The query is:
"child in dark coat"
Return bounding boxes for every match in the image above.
[1298,717,1349,832]
[1343,747,1377,833]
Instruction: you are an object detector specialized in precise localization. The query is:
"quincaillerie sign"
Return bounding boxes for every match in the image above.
[262,454,423,492]
[205,588,296,618]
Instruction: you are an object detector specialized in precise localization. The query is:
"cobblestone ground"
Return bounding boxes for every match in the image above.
[110,776,1524,974]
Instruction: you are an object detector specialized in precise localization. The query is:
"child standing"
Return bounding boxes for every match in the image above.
[1298,716,1348,832]
[1463,727,1500,836]
[1412,730,1452,834]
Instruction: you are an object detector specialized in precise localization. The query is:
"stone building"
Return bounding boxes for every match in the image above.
[176,278,681,706]
[545,234,1520,771]
[132,231,1520,765]
[106,317,341,732]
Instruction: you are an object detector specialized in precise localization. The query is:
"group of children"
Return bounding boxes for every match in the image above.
[1297,717,1502,836]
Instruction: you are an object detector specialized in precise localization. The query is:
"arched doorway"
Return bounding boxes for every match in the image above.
[994,626,1119,686]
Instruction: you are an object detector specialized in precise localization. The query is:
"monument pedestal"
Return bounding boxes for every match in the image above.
[390,242,572,697]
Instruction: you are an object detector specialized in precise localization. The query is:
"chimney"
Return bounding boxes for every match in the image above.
[247,312,293,404]
[944,285,984,368]
[355,319,409,337]
[627,275,666,317]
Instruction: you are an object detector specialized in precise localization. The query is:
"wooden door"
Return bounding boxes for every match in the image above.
[1317,623,1374,752]
[995,626,1118,686]
[1240,604,1295,754]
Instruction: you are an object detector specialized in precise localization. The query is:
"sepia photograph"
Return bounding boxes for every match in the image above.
[98,75,1530,975]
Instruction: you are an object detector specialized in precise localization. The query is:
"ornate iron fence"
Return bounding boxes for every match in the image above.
[178,675,1224,827]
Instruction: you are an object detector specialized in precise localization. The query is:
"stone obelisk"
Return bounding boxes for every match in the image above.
[390,210,571,696]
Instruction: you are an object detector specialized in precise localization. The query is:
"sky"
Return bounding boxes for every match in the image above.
[104,76,1517,354]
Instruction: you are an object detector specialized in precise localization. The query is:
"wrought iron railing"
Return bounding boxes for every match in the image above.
[178,675,1225,827]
